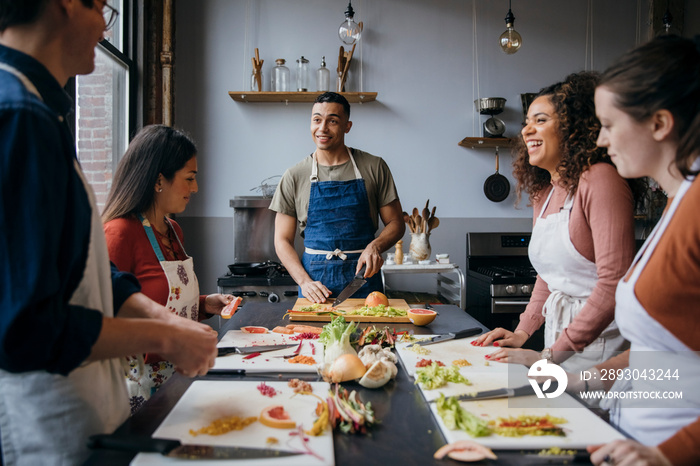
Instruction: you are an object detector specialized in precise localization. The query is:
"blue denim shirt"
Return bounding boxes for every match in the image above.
[0,44,140,375]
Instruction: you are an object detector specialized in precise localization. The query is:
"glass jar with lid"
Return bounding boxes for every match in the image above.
[296,56,310,92]
[271,59,290,92]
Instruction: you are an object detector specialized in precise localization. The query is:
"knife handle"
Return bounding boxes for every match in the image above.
[453,327,483,339]
[88,434,180,454]
[355,264,367,279]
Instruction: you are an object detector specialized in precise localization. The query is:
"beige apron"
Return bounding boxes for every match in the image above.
[608,166,700,445]
[529,188,628,372]
[125,216,199,413]
[0,62,129,465]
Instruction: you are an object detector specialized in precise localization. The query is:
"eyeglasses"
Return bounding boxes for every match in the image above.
[96,1,119,31]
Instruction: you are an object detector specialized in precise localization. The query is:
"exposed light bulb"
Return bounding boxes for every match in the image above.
[339,1,362,45]
[499,2,522,54]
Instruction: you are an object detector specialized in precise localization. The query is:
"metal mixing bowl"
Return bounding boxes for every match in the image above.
[474,97,506,115]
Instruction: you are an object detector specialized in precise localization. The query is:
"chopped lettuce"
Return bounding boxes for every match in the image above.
[436,393,491,437]
[415,362,471,390]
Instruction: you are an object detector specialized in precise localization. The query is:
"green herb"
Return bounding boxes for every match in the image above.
[415,362,471,390]
[435,393,491,437]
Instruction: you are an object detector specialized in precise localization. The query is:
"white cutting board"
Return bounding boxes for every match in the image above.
[396,334,509,377]
[428,393,626,450]
[210,331,324,373]
[131,380,334,466]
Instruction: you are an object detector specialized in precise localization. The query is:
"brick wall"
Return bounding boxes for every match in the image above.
[76,52,115,213]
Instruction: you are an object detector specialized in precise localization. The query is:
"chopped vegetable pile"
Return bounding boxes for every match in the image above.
[357,325,400,347]
[326,384,377,434]
[346,304,407,317]
[435,394,491,438]
[415,362,471,390]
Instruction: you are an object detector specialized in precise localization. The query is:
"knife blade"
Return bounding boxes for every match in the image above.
[429,384,535,402]
[521,451,590,464]
[415,327,483,346]
[217,344,296,357]
[88,434,303,459]
[331,265,367,307]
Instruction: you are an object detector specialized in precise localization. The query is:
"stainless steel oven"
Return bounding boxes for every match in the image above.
[466,232,544,349]
[216,196,299,304]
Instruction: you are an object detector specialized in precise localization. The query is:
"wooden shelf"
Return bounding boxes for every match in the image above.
[228,91,377,103]
[458,137,513,149]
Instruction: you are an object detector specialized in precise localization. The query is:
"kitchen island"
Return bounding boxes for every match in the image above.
[84,303,600,465]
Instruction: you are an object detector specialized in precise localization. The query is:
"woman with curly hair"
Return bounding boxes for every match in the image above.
[474,71,640,372]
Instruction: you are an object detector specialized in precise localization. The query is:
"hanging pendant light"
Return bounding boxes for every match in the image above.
[339,1,362,45]
[499,0,522,54]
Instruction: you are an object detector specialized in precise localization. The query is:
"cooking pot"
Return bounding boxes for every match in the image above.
[483,149,510,203]
[227,261,284,276]
[474,97,506,115]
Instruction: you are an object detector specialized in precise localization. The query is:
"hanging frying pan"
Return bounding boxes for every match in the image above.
[483,148,510,202]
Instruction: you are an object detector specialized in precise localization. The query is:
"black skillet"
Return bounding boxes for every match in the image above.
[483,148,510,203]
[227,261,283,276]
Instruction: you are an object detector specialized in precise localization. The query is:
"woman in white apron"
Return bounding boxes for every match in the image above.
[571,35,700,466]
[102,125,233,413]
[475,72,643,372]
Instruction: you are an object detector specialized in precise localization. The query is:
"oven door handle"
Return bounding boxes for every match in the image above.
[493,300,531,305]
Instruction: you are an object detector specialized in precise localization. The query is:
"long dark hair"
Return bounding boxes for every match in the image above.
[513,71,610,205]
[599,34,700,179]
[102,125,197,223]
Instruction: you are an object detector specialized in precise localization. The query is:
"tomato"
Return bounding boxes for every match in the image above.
[259,405,296,429]
[220,296,242,319]
[241,326,268,334]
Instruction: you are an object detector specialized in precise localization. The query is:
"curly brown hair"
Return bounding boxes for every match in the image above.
[513,71,611,206]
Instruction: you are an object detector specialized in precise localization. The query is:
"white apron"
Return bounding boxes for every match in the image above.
[529,187,627,372]
[0,62,129,465]
[609,168,700,445]
[125,215,199,413]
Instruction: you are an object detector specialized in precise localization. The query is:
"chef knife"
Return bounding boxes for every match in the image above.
[415,327,483,346]
[429,382,560,402]
[217,343,296,357]
[88,434,303,460]
[331,265,367,307]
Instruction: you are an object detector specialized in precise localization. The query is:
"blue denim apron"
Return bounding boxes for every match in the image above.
[301,148,383,298]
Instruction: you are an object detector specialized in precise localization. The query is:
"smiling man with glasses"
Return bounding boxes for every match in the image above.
[0,0,219,464]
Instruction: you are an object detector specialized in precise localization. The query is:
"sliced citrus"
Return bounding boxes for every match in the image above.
[220,296,242,319]
[259,405,296,429]
[241,326,268,334]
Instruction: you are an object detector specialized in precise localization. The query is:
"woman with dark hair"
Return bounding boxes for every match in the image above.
[573,35,700,466]
[474,71,642,372]
[103,125,233,413]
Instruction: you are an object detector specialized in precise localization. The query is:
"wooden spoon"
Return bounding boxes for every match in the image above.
[428,216,440,232]
[402,212,414,233]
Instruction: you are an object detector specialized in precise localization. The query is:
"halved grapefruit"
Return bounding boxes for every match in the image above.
[407,308,437,326]
[259,405,296,429]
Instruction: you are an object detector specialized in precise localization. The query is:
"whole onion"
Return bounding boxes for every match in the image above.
[328,354,367,383]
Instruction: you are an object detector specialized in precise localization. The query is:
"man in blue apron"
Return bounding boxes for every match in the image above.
[271,92,405,303]
[0,2,217,464]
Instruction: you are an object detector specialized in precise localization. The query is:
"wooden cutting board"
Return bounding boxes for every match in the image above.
[289,298,412,322]
[131,380,334,466]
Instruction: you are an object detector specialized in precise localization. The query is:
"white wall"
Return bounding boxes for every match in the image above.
[173,0,695,293]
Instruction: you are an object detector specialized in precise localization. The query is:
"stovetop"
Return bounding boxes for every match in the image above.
[217,272,296,287]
